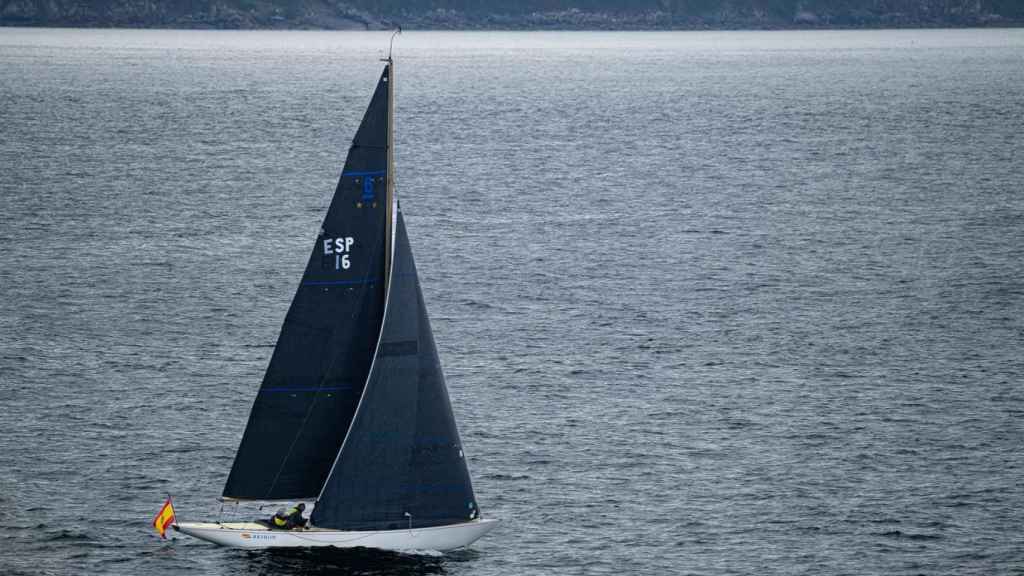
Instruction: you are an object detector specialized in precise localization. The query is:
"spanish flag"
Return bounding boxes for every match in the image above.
[152,497,176,539]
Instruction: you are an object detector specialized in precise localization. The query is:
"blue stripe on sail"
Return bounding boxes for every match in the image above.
[303,277,379,287]
[342,170,386,177]
[260,386,353,394]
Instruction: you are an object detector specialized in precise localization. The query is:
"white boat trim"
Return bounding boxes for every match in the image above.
[174,518,499,552]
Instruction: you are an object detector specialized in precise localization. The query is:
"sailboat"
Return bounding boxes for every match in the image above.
[174,56,499,551]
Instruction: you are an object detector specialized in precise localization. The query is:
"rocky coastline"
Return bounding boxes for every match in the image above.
[1,0,1020,30]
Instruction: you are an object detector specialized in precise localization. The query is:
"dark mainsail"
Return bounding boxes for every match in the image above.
[311,211,479,530]
[223,65,393,500]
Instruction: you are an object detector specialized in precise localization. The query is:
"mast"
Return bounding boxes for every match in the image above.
[384,56,395,290]
[384,27,399,289]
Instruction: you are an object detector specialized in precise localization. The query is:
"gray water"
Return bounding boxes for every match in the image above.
[1,28,1023,575]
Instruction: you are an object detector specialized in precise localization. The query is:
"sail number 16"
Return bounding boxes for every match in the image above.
[323,236,355,270]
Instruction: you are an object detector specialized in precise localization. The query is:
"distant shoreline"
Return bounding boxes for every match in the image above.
[3,7,1022,32]
[3,21,1022,31]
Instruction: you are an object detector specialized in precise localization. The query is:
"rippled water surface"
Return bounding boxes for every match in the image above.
[1,28,1023,575]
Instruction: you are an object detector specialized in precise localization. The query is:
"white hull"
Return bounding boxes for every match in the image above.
[174,518,499,552]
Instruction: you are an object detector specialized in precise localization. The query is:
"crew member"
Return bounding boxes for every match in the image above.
[271,503,307,529]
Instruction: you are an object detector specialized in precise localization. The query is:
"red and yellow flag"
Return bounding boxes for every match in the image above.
[152,498,176,539]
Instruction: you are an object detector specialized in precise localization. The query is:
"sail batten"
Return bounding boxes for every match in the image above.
[222,65,392,501]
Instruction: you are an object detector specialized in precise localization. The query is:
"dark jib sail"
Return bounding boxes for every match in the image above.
[312,211,479,530]
[223,66,392,500]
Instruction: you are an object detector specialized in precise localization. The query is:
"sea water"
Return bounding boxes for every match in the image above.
[1,28,1023,575]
